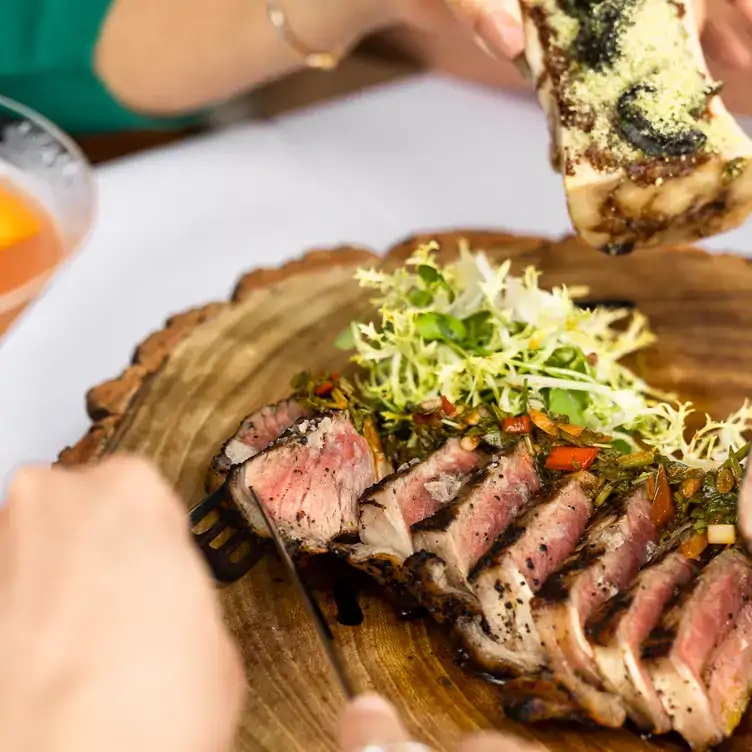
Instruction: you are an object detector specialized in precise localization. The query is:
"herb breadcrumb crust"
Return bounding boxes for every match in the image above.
[521,0,752,252]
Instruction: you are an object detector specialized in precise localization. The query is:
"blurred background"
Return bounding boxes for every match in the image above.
[77,3,752,164]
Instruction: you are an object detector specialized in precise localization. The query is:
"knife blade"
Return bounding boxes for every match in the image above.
[246,484,357,699]
[512,52,532,81]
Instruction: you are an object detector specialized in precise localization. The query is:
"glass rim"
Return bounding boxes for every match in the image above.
[0,93,97,252]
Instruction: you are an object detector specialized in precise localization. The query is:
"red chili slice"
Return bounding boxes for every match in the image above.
[441,395,457,416]
[544,446,599,472]
[313,381,334,397]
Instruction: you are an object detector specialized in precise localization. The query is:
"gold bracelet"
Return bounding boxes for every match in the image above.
[266,0,347,71]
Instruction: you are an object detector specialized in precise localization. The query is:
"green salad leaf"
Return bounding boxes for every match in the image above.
[547,388,588,425]
[339,241,752,469]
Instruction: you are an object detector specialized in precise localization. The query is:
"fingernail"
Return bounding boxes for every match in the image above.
[473,9,526,60]
[349,693,401,718]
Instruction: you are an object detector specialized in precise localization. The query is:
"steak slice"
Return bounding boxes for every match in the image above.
[413,442,541,584]
[334,438,484,594]
[458,472,596,675]
[645,547,752,748]
[704,603,752,746]
[404,442,540,623]
[529,487,658,727]
[357,438,485,563]
[590,548,698,733]
[207,398,312,491]
[228,412,378,553]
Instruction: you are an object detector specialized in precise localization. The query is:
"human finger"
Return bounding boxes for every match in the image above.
[446,0,526,60]
[732,0,752,22]
[702,17,752,68]
[340,694,416,752]
[692,0,707,30]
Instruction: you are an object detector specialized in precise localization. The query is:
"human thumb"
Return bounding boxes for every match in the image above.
[339,693,415,752]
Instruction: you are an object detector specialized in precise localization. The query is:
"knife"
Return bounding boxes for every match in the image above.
[246,484,357,699]
[512,52,532,81]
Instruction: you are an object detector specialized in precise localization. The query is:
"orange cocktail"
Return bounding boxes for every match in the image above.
[0,96,94,336]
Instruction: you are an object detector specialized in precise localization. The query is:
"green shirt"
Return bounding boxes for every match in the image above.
[0,0,197,134]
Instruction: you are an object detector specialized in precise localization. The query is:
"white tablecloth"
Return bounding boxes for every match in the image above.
[1,75,751,483]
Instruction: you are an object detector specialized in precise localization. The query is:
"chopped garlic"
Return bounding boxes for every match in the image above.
[707,525,737,545]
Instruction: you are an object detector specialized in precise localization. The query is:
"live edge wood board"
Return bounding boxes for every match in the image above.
[58,231,752,752]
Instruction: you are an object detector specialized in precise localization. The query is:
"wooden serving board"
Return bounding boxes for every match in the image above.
[58,231,752,752]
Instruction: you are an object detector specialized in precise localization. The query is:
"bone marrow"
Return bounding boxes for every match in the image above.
[521,0,752,251]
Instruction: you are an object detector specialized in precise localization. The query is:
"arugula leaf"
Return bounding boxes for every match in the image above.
[417,265,441,284]
[417,264,455,303]
[547,388,588,425]
[463,311,493,344]
[416,313,466,343]
[407,289,433,308]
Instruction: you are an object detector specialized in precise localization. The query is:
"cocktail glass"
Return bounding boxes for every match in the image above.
[0,95,95,336]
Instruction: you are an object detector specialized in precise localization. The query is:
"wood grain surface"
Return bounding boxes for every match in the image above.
[58,231,752,752]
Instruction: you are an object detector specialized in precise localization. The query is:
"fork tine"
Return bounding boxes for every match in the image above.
[218,529,246,555]
[189,484,227,526]
[188,481,267,584]
[194,519,231,546]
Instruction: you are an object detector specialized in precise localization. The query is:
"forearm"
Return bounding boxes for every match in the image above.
[95,0,403,115]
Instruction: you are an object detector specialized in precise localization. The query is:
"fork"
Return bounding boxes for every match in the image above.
[188,483,265,583]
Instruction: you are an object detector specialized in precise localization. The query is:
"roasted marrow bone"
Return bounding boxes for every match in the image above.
[520,0,752,252]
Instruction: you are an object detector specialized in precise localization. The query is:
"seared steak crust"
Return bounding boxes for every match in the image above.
[404,550,483,624]
[500,675,588,725]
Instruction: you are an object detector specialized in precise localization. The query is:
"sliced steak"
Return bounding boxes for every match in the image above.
[590,548,698,733]
[704,602,752,746]
[333,438,484,594]
[207,398,312,491]
[645,547,752,748]
[529,487,658,727]
[357,438,484,562]
[413,443,541,584]
[404,442,540,622]
[228,412,378,553]
[458,472,597,675]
